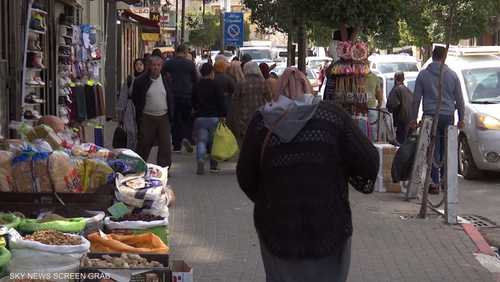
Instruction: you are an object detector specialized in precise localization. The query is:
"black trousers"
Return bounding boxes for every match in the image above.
[137,114,172,167]
[172,98,194,149]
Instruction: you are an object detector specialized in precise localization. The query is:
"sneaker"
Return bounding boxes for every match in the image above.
[25,94,45,104]
[28,53,45,68]
[182,139,194,153]
[28,35,41,51]
[30,15,46,32]
[23,110,41,120]
[428,184,440,195]
[196,161,205,175]
[34,76,45,86]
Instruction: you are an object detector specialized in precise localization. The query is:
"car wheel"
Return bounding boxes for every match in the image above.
[459,136,482,180]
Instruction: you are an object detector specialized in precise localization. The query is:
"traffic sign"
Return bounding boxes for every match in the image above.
[224,12,244,47]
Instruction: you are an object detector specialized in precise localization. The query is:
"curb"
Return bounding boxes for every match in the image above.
[462,223,500,281]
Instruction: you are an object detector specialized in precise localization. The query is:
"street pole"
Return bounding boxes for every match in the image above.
[181,0,185,44]
[175,0,178,46]
[219,0,225,52]
[445,126,458,224]
[297,20,307,73]
[105,0,117,118]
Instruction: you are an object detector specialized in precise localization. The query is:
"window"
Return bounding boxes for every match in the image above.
[463,68,500,102]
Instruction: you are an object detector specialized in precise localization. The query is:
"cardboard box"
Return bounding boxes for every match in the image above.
[79,253,171,282]
[171,260,193,282]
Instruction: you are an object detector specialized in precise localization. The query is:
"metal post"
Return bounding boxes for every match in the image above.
[445,126,458,224]
[219,10,224,52]
[105,0,117,118]
[174,0,178,46]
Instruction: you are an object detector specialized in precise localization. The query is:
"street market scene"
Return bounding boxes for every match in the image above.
[0,0,500,281]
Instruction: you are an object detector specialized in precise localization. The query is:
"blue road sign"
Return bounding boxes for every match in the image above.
[224,12,244,47]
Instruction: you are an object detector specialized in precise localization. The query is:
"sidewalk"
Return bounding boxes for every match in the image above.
[167,153,494,282]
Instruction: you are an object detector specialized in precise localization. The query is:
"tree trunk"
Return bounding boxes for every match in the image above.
[297,21,307,73]
[219,12,224,52]
[181,0,186,44]
[287,32,294,67]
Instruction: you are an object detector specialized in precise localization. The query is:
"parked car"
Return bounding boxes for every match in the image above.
[369,54,420,74]
[422,46,500,179]
[307,56,333,73]
[238,46,274,65]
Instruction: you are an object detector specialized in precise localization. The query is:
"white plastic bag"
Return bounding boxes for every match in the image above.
[104,216,168,230]
[8,229,90,279]
[114,173,169,218]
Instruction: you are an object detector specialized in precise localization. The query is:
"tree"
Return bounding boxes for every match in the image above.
[399,0,500,60]
[188,13,220,49]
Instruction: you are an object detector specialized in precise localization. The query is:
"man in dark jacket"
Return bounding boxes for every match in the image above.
[387,72,413,145]
[162,44,198,152]
[132,56,175,167]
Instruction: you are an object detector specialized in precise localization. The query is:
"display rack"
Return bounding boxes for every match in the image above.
[56,15,74,125]
[21,0,48,124]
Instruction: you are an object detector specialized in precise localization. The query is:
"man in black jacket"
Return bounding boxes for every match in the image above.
[132,56,175,167]
[387,72,413,145]
[162,44,198,152]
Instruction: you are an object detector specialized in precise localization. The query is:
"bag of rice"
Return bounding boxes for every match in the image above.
[83,159,114,193]
[27,125,63,150]
[12,151,34,193]
[146,164,169,188]
[0,151,14,192]
[49,151,83,193]
[32,151,52,193]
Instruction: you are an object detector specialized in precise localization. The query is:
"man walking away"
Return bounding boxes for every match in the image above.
[132,56,175,167]
[163,44,198,153]
[387,72,413,145]
[410,46,465,195]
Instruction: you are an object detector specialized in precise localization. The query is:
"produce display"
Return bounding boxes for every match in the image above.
[81,253,164,268]
[117,213,164,222]
[87,232,169,254]
[23,230,82,246]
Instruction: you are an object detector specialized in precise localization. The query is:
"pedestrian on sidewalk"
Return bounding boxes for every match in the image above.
[162,44,198,153]
[387,72,414,145]
[366,70,384,142]
[227,60,244,84]
[116,58,145,150]
[410,46,465,195]
[214,60,236,110]
[228,61,269,146]
[132,56,175,167]
[237,66,379,282]
[192,63,227,175]
[259,63,278,101]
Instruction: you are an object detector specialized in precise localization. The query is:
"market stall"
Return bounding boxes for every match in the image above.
[0,115,183,281]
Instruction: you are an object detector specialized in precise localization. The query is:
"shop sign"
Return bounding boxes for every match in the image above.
[130,6,150,18]
[142,33,160,42]
[160,15,170,28]
[150,12,161,22]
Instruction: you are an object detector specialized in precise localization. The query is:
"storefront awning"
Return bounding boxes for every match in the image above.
[121,9,160,32]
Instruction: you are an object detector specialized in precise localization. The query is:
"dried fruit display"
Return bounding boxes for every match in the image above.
[24,230,82,245]
[81,253,164,268]
[116,213,164,222]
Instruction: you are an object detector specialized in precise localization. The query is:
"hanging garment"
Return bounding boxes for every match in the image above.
[71,85,87,121]
[85,84,97,119]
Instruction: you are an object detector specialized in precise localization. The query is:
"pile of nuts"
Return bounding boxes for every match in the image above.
[81,253,164,268]
[117,213,164,222]
[24,230,82,245]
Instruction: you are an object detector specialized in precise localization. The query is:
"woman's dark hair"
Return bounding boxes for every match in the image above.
[152,48,162,57]
[200,63,214,77]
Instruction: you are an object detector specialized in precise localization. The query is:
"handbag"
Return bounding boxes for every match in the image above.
[112,123,128,149]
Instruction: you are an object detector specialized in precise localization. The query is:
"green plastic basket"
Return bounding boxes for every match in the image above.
[0,213,21,229]
[0,247,11,278]
[18,218,86,233]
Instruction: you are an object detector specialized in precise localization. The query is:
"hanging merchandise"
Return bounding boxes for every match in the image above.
[327,40,372,136]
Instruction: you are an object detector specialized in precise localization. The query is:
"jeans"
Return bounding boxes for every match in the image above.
[194,117,219,163]
[431,115,454,185]
[172,98,194,150]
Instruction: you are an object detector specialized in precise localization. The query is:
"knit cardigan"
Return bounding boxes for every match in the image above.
[236,101,379,259]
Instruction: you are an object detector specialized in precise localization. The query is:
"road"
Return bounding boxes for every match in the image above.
[458,173,500,226]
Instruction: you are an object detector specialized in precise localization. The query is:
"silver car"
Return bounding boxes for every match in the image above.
[423,46,500,179]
